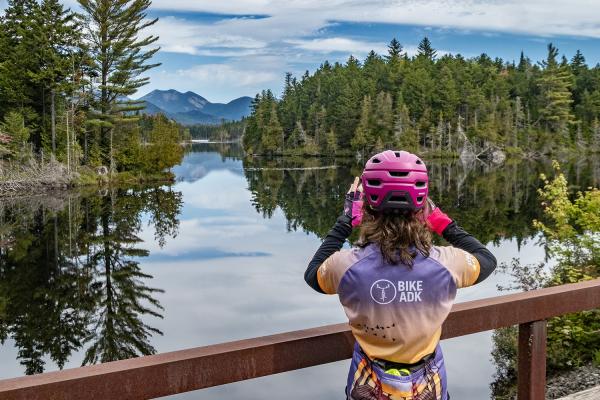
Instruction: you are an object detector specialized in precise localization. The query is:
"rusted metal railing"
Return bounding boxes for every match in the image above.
[1,279,599,400]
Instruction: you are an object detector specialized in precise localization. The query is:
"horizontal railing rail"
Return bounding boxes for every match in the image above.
[1,279,599,400]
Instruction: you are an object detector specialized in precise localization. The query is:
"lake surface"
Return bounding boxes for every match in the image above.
[0,143,598,399]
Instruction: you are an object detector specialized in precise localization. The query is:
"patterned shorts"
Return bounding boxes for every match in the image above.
[346,343,448,400]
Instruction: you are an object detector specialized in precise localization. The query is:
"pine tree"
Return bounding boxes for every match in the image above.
[571,50,586,75]
[0,0,39,112]
[417,37,437,61]
[593,118,600,150]
[31,0,80,155]
[537,44,575,140]
[517,51,528,72]
[386,38,403,61]
[78,0,160,171]
[374,91,393,144]
[326,129,337,154]
[433,113,445,152]
[0,111,30,159]
[261,102,283,154]
[394,100,418,151]
[513,96,525,147]
[351,95,372,156]
[142,116,183,173]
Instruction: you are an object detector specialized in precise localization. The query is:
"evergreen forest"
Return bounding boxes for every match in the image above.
[0,0,188,192]
[244,38,600,158]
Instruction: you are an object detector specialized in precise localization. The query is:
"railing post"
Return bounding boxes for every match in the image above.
[517,320,547,400]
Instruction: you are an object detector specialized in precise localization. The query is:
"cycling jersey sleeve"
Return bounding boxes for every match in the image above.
[441,221,497,285]
[433,246,481,288]
[304,215,353,294]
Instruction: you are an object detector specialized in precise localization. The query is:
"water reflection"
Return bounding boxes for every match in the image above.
[0,186,182,374]
[1,144,599,397]
[243,156,600,244]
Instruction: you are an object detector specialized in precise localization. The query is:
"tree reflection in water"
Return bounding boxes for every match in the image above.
[1,145,599,386]
[243,155,600,399]
[243,156,599,244]
[0,186,182,374]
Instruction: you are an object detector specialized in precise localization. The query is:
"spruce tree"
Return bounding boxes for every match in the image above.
[78,0,160,171]
[31,0,79,155]
[537,44,574,140]
[1,111,30,159]
[386,38,403,61]
[326,129,337,154]
[417,37,437,61]
[261,102,283,154]
[351,95,372,156]
[374,91,393,144]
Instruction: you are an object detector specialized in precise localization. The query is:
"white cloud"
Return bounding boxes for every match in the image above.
[147,0,600,39]
[147,16,267,56]
[179,64,279,87]
[290,37,388,55]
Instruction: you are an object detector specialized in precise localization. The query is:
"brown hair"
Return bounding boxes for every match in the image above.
[358,204,432,266]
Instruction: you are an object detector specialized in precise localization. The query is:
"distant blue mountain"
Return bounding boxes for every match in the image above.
[139,100,166,116]
[139,89,252,125]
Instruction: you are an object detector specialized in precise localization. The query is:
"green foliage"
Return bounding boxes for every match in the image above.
[78,0,160,169]
[261,102,284,154]
[141,115,184,173]
[189,119,246,141]
[537,44,576,140]
[351,95,372,155]
[535,161,600,270]
[244,38,600,156]
[593,350,600,367]
[0,111,30,159]
[534,162,600,369]
[492,162,600,393]
[0,1,185,187]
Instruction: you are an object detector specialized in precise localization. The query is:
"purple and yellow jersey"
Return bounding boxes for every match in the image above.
[317,243,480,364]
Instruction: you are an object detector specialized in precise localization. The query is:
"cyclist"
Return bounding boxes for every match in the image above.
[305,150,497,400]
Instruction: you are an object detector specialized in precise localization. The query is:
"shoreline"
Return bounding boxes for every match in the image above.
[0,169,176,198]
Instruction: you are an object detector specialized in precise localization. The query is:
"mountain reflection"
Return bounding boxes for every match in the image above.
[0,186,182,374]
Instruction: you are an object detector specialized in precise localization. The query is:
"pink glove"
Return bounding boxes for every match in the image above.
[351,197,364,227]
[425,198,452,235]
[343,177,364,228]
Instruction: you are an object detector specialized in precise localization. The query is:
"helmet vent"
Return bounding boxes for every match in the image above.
[415,181,426,188]
[394,152,401,157]
[416,159,423,165]
[367,179,381,187]
[370,194,379,202]
[372,158,381,164]
[389,195,408,203]
[389,171,409,177]
[416,196,424,203]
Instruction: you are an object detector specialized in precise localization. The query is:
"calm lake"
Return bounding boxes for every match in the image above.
[0,143,598,399]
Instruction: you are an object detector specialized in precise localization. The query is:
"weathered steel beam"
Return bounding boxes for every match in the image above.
[0,279,599,400]
[518,320,547,400]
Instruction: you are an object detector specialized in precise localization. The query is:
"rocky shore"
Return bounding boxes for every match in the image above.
[547,364,600,399]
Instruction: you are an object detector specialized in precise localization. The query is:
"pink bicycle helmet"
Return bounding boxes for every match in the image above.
[361,150,428,211]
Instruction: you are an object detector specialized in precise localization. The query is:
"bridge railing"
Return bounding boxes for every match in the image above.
[1,279,599,400]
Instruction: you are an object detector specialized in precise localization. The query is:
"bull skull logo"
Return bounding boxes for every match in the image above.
[370,279,397,304]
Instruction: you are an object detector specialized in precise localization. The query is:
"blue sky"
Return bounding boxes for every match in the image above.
[3,0,600,103]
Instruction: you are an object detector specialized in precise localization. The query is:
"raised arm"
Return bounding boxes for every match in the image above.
[427,199,497,284]
[304,177,362,293]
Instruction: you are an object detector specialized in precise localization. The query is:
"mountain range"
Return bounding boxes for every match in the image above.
[138,89,252,125]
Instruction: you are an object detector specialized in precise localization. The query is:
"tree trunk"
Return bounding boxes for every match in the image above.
[51,89,56,155]
[66,109,70,173]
